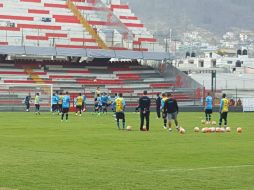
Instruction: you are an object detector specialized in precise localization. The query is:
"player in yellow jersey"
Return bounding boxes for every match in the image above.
[219,93,229,128]
[115,93,126,130]
[58,92,63,114]
[75,93,83,116]
[34,93,40,115]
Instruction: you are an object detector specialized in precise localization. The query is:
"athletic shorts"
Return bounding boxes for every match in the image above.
[162,111,167,119]
[35,104,40,110]
[220,112,228,120]
[205,109,213,114]
[52,104,57,111]
[76,105,82,110]
[116,112,125,120]
[62,108,69,113]
[167,112,178,121]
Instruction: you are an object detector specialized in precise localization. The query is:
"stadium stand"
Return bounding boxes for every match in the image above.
[0,0,162,51]
[0,60,200,111]
[0,0,202,111]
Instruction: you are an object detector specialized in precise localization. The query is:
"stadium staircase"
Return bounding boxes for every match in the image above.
[24,67,45,84]
[66,0,108,49]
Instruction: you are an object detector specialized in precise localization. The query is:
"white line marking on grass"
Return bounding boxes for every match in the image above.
[103,165,254,174]
[154,165,254,173]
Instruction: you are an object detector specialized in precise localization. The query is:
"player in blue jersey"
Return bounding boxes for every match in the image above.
[101,92,108,113]
[94,94,102,115]
[61,91,70,121]
[112,93,118,113]
[82,92,87,112]
[107,94,112,107]
[205,92,213,122]
[51,93,59,114]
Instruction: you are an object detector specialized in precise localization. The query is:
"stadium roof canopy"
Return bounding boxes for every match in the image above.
[0,46,172,61]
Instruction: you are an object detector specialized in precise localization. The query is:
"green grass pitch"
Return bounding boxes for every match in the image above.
[0,112,253,190]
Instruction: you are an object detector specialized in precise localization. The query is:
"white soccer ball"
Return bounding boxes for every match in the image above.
[126,126,132,131]
[220,128,225,133]
[194,127,200,132]
[212,121,217,125]
[202,128,207,133]
[210,127,216,133]
[216,127,221,133]
[205,121,211,125]
[237,127,243,133]
[226,127,231,132]
[179,128,185,134]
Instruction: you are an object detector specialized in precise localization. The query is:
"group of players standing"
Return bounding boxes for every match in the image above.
[24,88,230,130]
[155,92,180,132]
[115,90,180,132]
[155,92,230,131]
[203,92,230,128]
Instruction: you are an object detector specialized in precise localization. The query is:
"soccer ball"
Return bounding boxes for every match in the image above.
[216,127,221,133]
[201,120,206,124]
[212,121,217,125]
[126,126,132,131]
[237,128,243,133]
[226,127,231,132]
[179,128,185,134]
[205,121,210,125]
[220,128,225,133]
[142,126,147,131]
[194,127,200,132]
[210,127,216,133]
[202,128,208,133]
[207,128,212,133]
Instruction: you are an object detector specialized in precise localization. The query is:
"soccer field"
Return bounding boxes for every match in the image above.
[0,112,253,190]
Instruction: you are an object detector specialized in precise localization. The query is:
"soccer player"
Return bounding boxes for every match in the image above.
[55,91,59,113]
[160,93,168,129]
[58,92,63,114]
[164,93,179,132]
[24,93,31,112]
[219,93,229,129]
[75,93,83,116]
[138,90,151,131]
[156,93,161,119]
[94,94,102,115]
[95,87,101,98]
[82,92,87,112]
[106,94,112,108]
[61,91,70,121]
[51,93,59,114]
[205,92,213,122]
[112,93,118,113]
[101,92,108,113]
[34,93,40,115]
[115,93,126,130]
